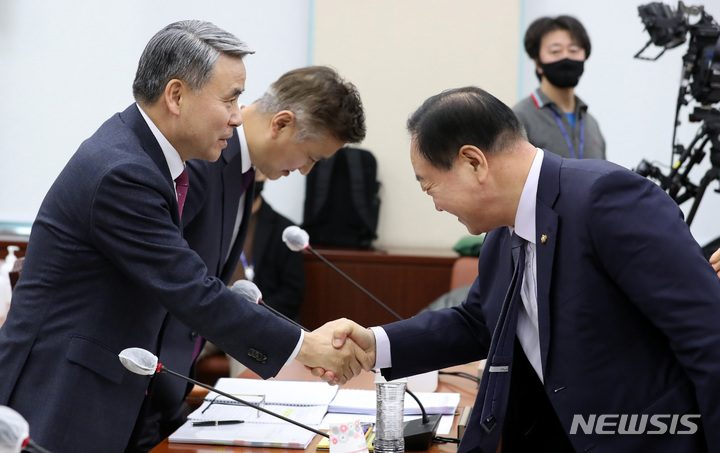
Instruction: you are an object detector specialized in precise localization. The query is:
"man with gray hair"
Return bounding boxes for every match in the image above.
[139,65,367,451]
[0,20,370,453]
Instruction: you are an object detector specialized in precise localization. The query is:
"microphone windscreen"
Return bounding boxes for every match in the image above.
[118,348,158,376]
[282,226,309,251]
[0,406,29,453]
[230,280,262,304]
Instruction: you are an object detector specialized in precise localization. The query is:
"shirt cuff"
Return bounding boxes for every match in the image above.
[284,329,304,367]
[370,326,391,369]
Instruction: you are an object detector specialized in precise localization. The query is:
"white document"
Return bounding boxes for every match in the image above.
[169,378,338,448]
[320,413,455,436]
[204,377,339,406]
[328,389,460,416]
[169,421,317,449]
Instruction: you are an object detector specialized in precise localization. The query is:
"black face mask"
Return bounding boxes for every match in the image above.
[538,58,584,88]
[253,181,264,201]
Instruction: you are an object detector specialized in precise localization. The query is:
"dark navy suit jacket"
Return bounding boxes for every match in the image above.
[0,106,300,453]
[135,127,255,449]
[382,152,720,452]
[251,199,306,322]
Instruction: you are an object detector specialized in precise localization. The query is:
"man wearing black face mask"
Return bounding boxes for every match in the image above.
[513,15,606,160]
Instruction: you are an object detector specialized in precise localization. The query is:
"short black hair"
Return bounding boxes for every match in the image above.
[524,15,592,61]
[406,87,526,171]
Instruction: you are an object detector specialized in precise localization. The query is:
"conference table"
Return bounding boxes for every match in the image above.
[150,360,481,453]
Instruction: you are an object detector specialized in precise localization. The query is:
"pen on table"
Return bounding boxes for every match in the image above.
[191,420,245,427]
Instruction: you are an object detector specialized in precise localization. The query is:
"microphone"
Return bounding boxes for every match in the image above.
[282,226,402,321]
[282,227,439,448]
[403,390,442,451]
[118,348,328,438]
[0,406,52,453]
[230,280,309,332]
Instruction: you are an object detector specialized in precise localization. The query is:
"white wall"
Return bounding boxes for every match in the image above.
[3,0,719,249]
[519,0,720,247]
[0,0,311,223]
[312,0,522,250]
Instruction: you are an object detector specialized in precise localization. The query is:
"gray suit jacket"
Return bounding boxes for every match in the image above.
[0,105,300,453]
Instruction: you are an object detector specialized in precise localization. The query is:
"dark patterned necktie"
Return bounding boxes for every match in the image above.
[477,232,527,451]
[175,167,189,219]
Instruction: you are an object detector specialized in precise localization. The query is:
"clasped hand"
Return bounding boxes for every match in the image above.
[711,247,720,279]
[296,318,376,385]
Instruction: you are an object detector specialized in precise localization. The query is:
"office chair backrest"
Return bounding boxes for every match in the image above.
[449,257,478,291]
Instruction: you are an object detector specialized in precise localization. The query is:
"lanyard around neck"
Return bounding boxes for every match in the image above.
[550,108,584,159]
[240,251,255,281]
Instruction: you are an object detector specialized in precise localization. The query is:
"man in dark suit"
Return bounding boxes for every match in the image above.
[233,170,306,322]
[137,66,365,450]
[0,21,370,453]
[323,86,720,452]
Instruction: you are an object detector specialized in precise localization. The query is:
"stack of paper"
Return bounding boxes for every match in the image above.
[322,388,461,435]
[328,388,460,415]
[169,378,338,449]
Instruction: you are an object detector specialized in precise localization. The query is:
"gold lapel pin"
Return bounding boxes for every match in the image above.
[541,234,548,244]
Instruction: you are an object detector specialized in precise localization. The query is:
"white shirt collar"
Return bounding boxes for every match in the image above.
[135,104,185,180]
[512,148,544,244]
[237,122,252,173]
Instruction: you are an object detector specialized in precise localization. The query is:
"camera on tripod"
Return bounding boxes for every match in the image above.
[633,1,720,225]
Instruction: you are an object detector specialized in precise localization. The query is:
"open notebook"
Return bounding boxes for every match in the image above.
[169,378,338,449]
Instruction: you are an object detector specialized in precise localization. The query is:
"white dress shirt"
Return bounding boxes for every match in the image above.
[136,104,185,190]
[226,122,253,264]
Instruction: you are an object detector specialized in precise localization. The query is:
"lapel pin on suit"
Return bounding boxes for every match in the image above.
[541,234,548,244]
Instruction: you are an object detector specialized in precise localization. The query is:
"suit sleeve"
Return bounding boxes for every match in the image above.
[90,160,301,378]
[381,277,492,380]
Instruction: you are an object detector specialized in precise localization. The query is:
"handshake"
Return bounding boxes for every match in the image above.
[296,319,378,385]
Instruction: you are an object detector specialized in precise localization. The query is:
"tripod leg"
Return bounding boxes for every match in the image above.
[685,167,720,226]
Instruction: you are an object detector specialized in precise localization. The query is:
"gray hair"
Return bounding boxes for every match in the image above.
[256,89,318,142]
[132,20,254,105]
[253,66,366,144]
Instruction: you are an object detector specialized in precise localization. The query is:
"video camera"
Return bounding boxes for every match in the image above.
[633,2,720,225]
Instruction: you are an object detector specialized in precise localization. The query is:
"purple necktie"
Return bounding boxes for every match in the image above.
[175,167,189,219]
[242,168,255,194]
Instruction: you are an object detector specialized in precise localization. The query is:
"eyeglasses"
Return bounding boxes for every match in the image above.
[202,393,266,418]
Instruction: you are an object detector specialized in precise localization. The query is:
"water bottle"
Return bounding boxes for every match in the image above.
[374,371,406,453]
[0,246,19,324]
